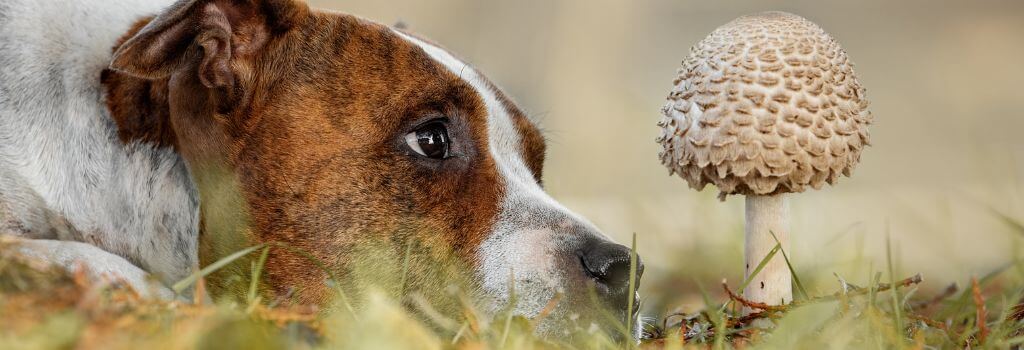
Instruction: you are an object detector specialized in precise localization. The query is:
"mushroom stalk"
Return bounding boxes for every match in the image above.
[743,194,792,308]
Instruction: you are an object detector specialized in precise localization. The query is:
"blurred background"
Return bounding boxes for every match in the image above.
[309,0,1024,311]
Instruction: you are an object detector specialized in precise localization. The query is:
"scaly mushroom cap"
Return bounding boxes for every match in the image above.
[657,11,872,199]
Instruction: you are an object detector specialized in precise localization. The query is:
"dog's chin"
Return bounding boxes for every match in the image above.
[615,299,645,344]
[530,315,643,345]
[520,294,643,344]
[630,306,644,343]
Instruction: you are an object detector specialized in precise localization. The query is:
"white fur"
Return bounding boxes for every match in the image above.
[393,32,622,333]
[0,0,197,288]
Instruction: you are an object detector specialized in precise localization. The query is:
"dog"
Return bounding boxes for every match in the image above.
[0,0,643,336]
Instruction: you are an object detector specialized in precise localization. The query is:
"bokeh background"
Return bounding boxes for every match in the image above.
[309,0,1024,312]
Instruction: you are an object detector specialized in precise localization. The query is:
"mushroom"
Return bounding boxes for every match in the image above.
[656,11,872,307]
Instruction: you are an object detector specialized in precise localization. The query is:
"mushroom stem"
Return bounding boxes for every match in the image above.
[743,194,792,310]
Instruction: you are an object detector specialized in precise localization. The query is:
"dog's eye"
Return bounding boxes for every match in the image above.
[405,121,450,159]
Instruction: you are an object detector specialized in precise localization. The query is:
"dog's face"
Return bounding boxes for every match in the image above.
[106,0,642,336]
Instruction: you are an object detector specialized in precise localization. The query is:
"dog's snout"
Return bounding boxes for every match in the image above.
[580,241,644,298]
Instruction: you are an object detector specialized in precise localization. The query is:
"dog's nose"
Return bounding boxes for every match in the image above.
[580,241,644,301]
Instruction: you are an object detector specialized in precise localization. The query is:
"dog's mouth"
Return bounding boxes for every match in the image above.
[628,294,644,340]
[602,297,645,343]
[598,289,645,342]
[630,292,645,339]
[632,291,642,316]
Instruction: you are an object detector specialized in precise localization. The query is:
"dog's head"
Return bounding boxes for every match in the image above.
[105,0,643,336]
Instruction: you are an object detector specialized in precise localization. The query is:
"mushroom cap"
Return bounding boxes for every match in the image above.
[657,11,872,198]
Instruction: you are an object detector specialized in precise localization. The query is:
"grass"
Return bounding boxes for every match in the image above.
[3,214,1024,350]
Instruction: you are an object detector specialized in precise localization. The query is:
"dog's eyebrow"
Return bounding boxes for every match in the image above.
[392,29,547,186]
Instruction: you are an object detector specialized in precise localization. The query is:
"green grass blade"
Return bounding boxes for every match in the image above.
[626,232,638,338]
[940,262,1015,320]
[720,242,781,312]
[868,271,881,309]
[173,244,266,295]
[267,242,340,281]
[499,311,513,347]
[886,233,904,347]
[264,241,355,317]
[586,283,632,341]
[247,246,271,304]
[399,239,414,296]
[769,230,809,301]
[694,278,716,321]
[1005,335,1024,346]
[738,243,781,294]
[693,279,725,350]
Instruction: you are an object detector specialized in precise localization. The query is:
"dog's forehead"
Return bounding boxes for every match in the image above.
[391,30,540,186]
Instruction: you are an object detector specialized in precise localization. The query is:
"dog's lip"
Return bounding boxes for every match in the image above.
[631,291,641,315]
[626,291,644,343]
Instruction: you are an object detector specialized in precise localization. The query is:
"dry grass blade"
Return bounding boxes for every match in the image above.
[794,274,923,308]
[939,262,1014,323]
[972,277,989,345]
[531,292,563,328]
[1009,294,1024,323]
[722,279,786,313]
[727,311,780,329]
[721,242,781,314]
[910,283,958,311]
[985,205,1024,237]
[718,272,925,328]
[907,314,948,331]
[193,275,206,305]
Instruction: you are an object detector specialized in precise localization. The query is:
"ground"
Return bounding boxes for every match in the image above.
[3,227,1024,350]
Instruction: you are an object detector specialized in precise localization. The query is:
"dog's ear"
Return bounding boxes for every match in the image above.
[110,0,308,88]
